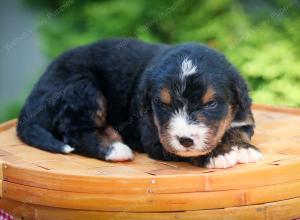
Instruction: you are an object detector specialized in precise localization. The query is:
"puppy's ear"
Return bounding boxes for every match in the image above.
[231,71,251,110]
[230,70,255,130]
[135,74,153,115]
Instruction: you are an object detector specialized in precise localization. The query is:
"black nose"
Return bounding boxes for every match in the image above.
[178,136,194,148]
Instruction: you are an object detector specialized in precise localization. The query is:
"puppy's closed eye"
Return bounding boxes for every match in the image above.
[204,100,218,109]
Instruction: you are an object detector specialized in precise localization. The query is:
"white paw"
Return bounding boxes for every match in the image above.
[205,146,263,169]
[237,147,263,163]
[62,145,75,153]
[105,142,134,162]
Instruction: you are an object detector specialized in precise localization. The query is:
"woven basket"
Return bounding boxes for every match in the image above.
[0,104,300,220]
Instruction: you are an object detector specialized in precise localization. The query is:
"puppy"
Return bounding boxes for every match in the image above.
[17,38,263,168]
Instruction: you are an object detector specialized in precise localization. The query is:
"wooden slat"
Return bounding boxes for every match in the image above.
[3,179,300,212]
[253,104,300,115]
[0,159,4,198]
[0,125,22,147]
[0,181,2,198]
[3,156,300,194]
[1,197,300,220]
[0,159,4,181]
[0,119,16,132]
[266,198,300,220]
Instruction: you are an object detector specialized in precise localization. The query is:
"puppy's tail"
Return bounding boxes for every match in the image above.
[17,122,74,154]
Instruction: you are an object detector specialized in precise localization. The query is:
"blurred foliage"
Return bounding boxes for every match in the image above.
[0,99,26,123]
[27,0,300,106]
[2,0,300,123]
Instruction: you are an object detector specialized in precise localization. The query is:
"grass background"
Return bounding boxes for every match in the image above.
[1,0,299,122]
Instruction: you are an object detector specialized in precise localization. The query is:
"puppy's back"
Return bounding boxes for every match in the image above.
[16,38,166,154]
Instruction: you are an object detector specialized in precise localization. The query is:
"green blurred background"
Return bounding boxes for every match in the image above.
[0,0,299,123]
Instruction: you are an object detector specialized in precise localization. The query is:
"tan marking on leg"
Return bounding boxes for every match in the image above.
[231,111,255,128]
[104,126,123,142]
[222,127,253,146]
[95,93,107,127]
[160,87,171,105]
[96,126,123,147]
[245,113,255,126]
[241,131,251,142]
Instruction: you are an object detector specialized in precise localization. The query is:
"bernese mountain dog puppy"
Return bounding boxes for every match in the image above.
[17,38,263,169]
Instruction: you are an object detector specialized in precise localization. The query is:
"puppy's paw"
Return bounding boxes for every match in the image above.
[105,142,134,162]
[61,144,75,154]
[205,148,239,169]
[205,145,263,169]
[236,146,263,164]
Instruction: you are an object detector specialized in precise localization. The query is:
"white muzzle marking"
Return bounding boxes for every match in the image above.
[168,107,208,153]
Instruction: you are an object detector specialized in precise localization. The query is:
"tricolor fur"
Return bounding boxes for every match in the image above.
[17,38,262,168]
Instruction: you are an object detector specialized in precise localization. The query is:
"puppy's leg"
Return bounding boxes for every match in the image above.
[65,127,133,162]
[192,125,263,168]
[58,80,133,161]
[99,126,134,162]
[205,127,262,168]
[191,108,263,168]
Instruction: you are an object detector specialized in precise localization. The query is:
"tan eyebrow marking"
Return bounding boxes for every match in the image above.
[202,87,216,104]
[160,87,172,104]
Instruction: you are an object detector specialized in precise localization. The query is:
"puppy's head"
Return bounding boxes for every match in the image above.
[146,44,247,157]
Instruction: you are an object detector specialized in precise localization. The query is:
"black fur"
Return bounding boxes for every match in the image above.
[17,38,258,165]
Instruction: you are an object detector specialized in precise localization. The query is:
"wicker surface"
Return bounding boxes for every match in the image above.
[0,104,300,219]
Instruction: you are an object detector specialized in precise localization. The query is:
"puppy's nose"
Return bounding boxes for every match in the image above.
[178,136,194,148]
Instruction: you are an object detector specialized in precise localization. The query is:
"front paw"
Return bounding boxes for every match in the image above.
[105,142,134,162]
[203,144,263,169]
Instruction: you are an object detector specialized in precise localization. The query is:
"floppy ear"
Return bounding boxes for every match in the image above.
[133,70,154,116]
[230,70,255,131]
